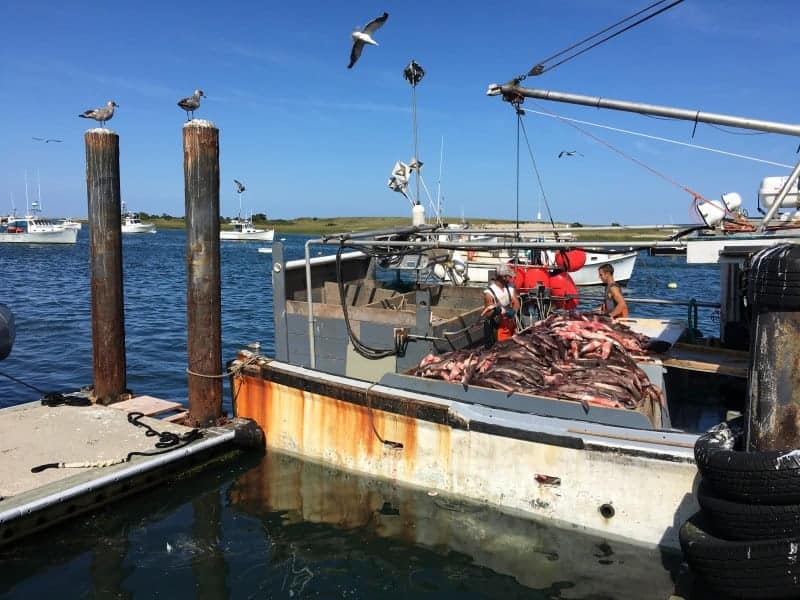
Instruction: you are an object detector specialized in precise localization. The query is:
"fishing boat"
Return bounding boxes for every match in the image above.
[220,216,275,242]
[0,213,78,244]
[121,203,156,234]
[229,228,753,551]
[226,77,800,559]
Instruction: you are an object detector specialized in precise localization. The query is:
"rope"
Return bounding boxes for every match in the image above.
[522,0,685,79]
[30,411,202,473]
[186,352,262,379]
[519,107,795,168]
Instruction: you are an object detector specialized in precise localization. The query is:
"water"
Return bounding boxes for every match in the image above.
[0,231,718,598]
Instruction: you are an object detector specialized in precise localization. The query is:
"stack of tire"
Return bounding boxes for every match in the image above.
[680,417,800,599]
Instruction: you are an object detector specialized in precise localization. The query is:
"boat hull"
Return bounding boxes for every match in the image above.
[452,250,638,286]
[121,224,157,234]
[232,358,699,550]
[0,229,78,244]
[220,229,275,242]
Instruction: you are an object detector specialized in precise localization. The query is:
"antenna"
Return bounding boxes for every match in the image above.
[24,170,29,215]
[37,168,42,214]
[435,136,444,224]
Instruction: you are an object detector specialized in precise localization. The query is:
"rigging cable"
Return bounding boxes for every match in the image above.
[524,101,709,201]
[517,111,557,230]
[518,106,795,169]
[522,0,685,79]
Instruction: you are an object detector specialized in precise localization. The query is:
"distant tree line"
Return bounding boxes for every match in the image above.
[135,212,272,223]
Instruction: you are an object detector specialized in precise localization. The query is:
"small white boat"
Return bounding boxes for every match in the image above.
[450,247,638,286]
[56,218,82,230]
[0,214,78,244]
[221,217,275,242]
[120,203,156,234]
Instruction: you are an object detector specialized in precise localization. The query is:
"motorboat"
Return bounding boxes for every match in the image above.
[0,214,78,244]
[220,217,275,242]
[56,218,82,230]
[450,245,637,286]
[121,203,156,234]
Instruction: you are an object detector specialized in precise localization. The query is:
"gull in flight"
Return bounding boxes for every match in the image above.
[32,137,62,143]
[78,101,118,127]
[234,179,246,194]
[177,89,206,121]
[558,150,583,158]
[348,12,388,69]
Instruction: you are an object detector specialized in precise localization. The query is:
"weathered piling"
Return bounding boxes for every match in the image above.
[183,120,222,425]
[85,129,126,404]
[746,244,800,450]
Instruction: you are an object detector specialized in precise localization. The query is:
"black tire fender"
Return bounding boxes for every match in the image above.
[680,511,800,599]
[697,481,800,541]
[694,418,800,504]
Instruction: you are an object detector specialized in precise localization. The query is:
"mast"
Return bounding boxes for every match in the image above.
[488,83,800,231]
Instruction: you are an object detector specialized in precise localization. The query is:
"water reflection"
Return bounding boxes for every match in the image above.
[0,451,691,599]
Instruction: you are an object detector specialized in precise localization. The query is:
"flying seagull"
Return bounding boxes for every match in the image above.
[32,137,63,143]
[78,101,118,127]
[558,150,583,158]
[348,12,388,69]
[177,89,206,121]
[234,179,246,194]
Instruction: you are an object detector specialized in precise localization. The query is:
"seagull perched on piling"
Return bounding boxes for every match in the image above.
[558,150,583,158]
[78,101,118,127]
[177,89,205,121]
[348,12,388,69]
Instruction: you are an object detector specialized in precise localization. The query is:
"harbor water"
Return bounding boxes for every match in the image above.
[0,230,718,598]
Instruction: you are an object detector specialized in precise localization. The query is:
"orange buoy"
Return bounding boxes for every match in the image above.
[524,266,550,290]
[549,271,579,309]
[555,249,587,273]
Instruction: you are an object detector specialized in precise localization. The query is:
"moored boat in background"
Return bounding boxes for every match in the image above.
[0,212,78,244]
[121,203,156,234]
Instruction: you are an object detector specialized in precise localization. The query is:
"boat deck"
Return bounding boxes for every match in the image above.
[662,343,749,378]
[0,397,253,545]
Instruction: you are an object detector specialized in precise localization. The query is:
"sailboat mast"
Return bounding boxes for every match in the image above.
[24,170,29,215]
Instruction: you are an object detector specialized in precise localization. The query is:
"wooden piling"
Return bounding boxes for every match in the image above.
[85,129,126,404]
[183,120,222,426]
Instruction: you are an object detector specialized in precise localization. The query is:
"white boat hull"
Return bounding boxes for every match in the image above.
[451,250,638,286]
[686,234,800,264]
[122,223,157,234]
[233,359,698,550]
[220,228,275,242]
[0,229,78,244]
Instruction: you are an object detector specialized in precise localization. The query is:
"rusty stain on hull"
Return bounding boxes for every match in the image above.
[235,372,441,482]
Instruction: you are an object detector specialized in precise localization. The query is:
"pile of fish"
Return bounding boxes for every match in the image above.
[414,312,664,412]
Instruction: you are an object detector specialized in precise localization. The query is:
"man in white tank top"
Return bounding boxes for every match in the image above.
[481,264,520,342]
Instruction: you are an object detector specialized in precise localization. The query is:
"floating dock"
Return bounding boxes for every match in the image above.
[0,396,260,546]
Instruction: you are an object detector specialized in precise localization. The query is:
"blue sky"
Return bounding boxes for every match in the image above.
[1,0,799,225]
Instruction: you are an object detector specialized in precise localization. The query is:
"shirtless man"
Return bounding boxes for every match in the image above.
[598,263,629,318]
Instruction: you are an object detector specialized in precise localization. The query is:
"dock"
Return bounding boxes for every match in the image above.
[0,396,260,546]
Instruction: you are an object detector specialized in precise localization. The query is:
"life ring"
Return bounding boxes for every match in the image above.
[467,250,475,261]
[695,418,800,504]
[680,511,800,599]
[697,480,800,541]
